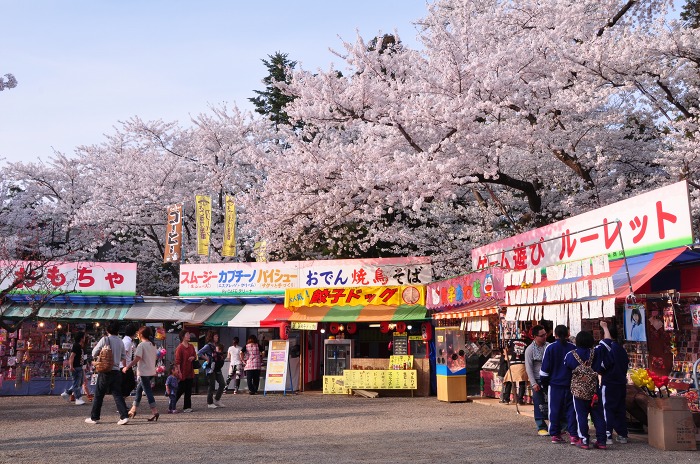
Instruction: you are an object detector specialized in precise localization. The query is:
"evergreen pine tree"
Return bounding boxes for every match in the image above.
[249,52,297,128]
[681,0,700,28]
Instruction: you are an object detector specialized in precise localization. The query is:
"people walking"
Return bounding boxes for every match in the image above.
[61,331,87,406]
[539,324,577,444]
[501,340,528,405]
[595,320,629,445]
[243,334,262,395]
[123,326,160,422]
[225,337,243,394]
[85,321,129,425]
[174,330,196,413]
[197,330,226,408]
[524,325,549,435]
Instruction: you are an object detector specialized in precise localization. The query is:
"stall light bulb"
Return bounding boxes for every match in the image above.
[407,325,413,331]
[338,324,345,332]
[57,324,62,329]
[320,328,326,334]
[95,322,100,327]
[38,321,45,328]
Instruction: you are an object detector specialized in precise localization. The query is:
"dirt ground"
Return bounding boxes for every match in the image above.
[0,392,697,463]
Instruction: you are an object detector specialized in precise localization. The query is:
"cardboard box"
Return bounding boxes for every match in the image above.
[647,398,697,451]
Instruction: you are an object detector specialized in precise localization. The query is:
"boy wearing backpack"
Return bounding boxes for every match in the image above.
[564,330,607,450]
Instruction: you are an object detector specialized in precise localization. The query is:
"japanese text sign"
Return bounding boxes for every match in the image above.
[285,285,425,309]
[222,195,237,258]
[164,203,183,264]
[180,257,432,297]
[427,268,504,310]
[195,194,211,256]
[471,181,693,270]
[0,261,137,296]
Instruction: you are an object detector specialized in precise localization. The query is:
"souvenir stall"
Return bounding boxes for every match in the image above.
[0,261,138,396]
[427,268,505,399]
[471,181,699,447]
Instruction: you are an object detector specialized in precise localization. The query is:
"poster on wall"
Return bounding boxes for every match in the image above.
[624,303,647,342]
[690,304,700,328]
[662,305,675,331]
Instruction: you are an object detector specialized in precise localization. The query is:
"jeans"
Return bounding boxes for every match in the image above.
[65,367,84,399]
[207,371,225,404]
[246,369,260,394]
[168,392,177,411]
[132,375,157,408]
[90,370,128,421]
[531,381,547,430]
[226,364,243,391]
[175,377,193,410]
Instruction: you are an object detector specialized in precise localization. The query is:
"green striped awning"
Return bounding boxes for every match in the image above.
[203,305,245,326]
[288,304,428,323]
[2,304,131,320]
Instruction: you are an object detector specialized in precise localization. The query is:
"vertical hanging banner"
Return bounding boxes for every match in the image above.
[164,203,183,264]
[195,195,212,256]
[222,195,237,257]
[254,241,268,262]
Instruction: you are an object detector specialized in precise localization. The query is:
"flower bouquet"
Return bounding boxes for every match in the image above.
[630,368,670,397]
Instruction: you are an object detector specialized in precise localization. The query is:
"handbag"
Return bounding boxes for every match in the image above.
[192,359,201,370]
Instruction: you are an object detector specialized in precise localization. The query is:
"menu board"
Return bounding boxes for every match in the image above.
[264,340,290,392]
[392,332,408,355]
[343,370,417,390]
[323,375,350,394]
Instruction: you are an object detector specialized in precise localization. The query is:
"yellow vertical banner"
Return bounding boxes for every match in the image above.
[195,194,211,256]
[254,240,267,262]
[164,203,183,264]
[222,195,236,257]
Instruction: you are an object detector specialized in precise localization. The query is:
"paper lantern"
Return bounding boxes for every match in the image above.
[346,322,357,334]
[279,322,290,340]
[329,322,340,335]
[396,322,407,333]
[421,322,433,341]
[379,321,390,334]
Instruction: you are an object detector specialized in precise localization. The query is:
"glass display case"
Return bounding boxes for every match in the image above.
[324,339,353,376]
[435,327,467,402]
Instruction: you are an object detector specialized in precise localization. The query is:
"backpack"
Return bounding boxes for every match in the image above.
[570,349,598,400]
[93,337,114,373]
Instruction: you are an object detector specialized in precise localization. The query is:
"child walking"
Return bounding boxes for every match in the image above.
[165,364,180,414]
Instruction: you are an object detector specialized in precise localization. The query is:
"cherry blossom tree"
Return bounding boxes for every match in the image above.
[241,0,700,277]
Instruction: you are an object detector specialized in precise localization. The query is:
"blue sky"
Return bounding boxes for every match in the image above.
[0,1,429,164]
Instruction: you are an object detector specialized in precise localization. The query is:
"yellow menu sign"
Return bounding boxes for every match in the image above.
[322,375,350,394]
[389,355,414,369]
[343,370,417,390]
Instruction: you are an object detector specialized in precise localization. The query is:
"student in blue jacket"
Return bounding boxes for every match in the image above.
[539,324,577,444]
[593,320,629,445]
[564,330,607,449]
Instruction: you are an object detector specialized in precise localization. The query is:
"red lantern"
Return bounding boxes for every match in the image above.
[346,322,357,334]
[421,322,433,341]
[379,321,390,334]
[329,322,340,335]
[396,321,407,333]
[279,322,290,340]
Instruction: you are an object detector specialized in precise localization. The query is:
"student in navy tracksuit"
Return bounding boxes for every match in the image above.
[539,325,577,443]
[593,321,629,445]
[564,331,607,449]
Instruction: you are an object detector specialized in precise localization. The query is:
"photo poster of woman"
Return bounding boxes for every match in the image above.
[624,303,647,342]
[662,304,675,331]
[690,304,700,328]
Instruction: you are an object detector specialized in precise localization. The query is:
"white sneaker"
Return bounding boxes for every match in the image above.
[207,403,219,409]
[75,398,86,405]
[84,418,98,424]
[117,418,129,425]
[616,436,628,444]
[182,408,193,413]
[61,392,70,402]
[606,438,613,445]
[214,400,225,407]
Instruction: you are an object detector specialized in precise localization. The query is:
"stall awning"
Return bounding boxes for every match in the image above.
[124,302,191,321]
[1,304,131,320]
[225,304,291,327]
[288,304,428,323]
[203,305,244,326]
[505,247,687,305]
[432,299,503,320]
[177,303,221,325]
